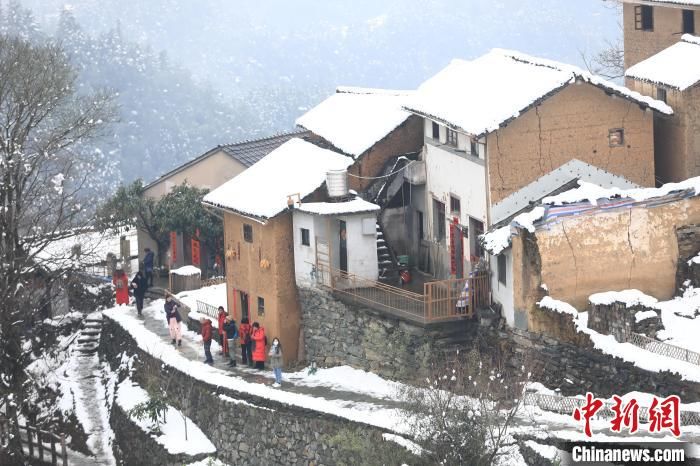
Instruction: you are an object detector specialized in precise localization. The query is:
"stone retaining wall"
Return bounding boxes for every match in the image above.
[299,286,480,381]
[588,301,663,340]
[111,402,209,466]
[101,316,416,466]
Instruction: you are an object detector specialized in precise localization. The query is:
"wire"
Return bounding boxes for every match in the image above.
[345,157,416,180]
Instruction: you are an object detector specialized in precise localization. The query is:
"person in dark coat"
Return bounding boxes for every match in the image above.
[251,322,267,370]
[217,306,228,356]
[238,318,252,366]
[222,317,238,367]
[164,296,182,347]
[200,317,214,364]
[143,248,155,287]
[130,270,148,316]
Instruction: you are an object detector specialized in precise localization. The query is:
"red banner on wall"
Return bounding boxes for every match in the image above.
[191,238,201,266]
[170,231,177,264]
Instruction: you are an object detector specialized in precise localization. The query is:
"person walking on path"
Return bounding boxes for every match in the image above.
[269,338,284,387]
[238,318,252,366]
[113,264,129,306]
[251,322,267,370]
[143,248,155,287]
[222,317,238,367]
[164,296,182,347]
[130,270,148,316]
[217,306,228,356]
[200,317,214,365]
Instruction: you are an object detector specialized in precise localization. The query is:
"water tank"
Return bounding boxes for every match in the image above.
[326,169,349,198]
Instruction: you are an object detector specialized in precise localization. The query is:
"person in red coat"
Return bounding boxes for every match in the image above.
[113,265,129,306]
[217,306,228,356]
[250,322,267,370]
[238,318,252,367]
[200,317,214,364]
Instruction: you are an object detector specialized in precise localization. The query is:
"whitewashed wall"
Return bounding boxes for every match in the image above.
[490,250,514,327]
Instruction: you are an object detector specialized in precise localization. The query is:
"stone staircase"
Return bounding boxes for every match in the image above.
[376,223,398,280]
[76,315,103,356]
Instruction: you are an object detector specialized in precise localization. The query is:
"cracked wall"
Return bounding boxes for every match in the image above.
[486,82,655,205]
[528,196,700,311]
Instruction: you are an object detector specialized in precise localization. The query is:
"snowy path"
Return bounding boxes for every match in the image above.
[65,312,116,466]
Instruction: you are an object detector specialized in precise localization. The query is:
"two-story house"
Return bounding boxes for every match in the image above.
[622,0,700,69]
[403,48,672,280]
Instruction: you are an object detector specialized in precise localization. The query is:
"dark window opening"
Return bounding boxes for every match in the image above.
[657,87,667,104]
[432,121,440,140]
[417,210,424,241]
[257,297,265,316]
[446,128,458,147]
[635,5,653,31]
[683,9,695,34]
[301,228,310,246]
[498,254,507,285]
[609,128,624,147]
[243,224,253,243]
[433,200,446,242]
[470,138,479,157]
[450,195,461,216]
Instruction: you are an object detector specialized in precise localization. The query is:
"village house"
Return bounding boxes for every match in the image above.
[625,35,700,183]
[482,178,700,331]
[400,48,671,280]
[622,0,700,70]
[138,130,307,274]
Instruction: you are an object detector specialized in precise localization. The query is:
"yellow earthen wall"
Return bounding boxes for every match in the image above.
[529,196,700,313]
[223,212,300,364]
[486,83,656,204]
[623,3,699,70]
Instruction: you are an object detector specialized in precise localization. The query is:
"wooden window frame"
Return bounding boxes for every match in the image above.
[634,5,653,31]
[683,9,695,34]
[432,121,440,140]
[656,87,667,104]
[243,224,253,243]
[301,228,310,246]
[497,254,507,286]
[449,194,461,217]
[257,296,265,316]
[608,128,625,147]
[433,199,446,242]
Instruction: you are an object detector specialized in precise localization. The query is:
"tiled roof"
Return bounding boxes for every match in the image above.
[144,130,310,190]
[219,129,310,167]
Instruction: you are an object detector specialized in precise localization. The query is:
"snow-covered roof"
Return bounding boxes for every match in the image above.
[589,289,659,308]
[202,138,354,221]
[296,87,413,158]
[625,35,700,91]
[296,198,380,216]
[404,49,672,138]
[482,176,700,254]
[170,265,201,276]
[491,159,640,224]
[621,0,700,7]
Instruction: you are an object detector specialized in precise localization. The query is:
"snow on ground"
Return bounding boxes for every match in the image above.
[177,283,227,311]
[283,365,402,400]
[382,433,423,456]
[116,378,216,456]
[104,302,407,434]
[656,287,700,352]
[186,458,230,466]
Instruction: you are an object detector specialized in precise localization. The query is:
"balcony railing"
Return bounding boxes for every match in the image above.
[315,263,490,324]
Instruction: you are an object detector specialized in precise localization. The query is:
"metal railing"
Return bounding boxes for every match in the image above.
[523,391,700,425]
[316,263,490,324]
[196,300,219,320]
[626,332,700,366]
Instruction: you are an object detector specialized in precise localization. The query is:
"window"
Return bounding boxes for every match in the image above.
[446,128,458,147]
[470,138,479,157]
[498,254,507,285]
[608,128,624,147]
[417,210,424,241]
[684,9,695,34]
[432,121,440,140]
[301,228,310,246]
[634,5,653,31]
[657,87,667,104]
[450,195,461,216]
[243,224,253,243]
[257,297,265,316]
[433,199,446,242]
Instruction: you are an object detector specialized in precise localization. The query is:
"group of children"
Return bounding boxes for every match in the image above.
[162,298,284,387]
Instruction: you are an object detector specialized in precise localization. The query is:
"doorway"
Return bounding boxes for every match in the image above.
[239,291,249,320]
[339,220,348,273]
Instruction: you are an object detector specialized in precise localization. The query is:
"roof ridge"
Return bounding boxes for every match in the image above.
[221,129,309,149]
